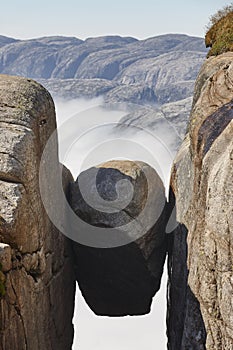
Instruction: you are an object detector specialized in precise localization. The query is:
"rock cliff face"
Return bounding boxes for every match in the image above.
[167,53,233,349]
[0,75,75,350]
[70,161,168,316]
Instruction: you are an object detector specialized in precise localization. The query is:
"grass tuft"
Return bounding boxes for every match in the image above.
[205,4,233,57]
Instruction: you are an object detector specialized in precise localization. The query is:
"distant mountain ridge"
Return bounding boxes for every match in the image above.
[0,34,208,143]
[0,35,19,48]
[0,34,206,80]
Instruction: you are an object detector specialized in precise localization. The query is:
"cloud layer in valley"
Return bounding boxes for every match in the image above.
[54,98,180,350]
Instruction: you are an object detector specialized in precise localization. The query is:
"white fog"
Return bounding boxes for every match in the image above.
[55,98,175,350]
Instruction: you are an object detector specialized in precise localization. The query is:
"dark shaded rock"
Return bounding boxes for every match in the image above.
[70,160,167,316]
[197,100,233,157]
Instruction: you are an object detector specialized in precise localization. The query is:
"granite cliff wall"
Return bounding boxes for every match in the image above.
[167,53,233,349]
[0,75,75,350]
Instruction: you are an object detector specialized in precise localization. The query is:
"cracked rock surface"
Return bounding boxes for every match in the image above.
[0,75,75,350]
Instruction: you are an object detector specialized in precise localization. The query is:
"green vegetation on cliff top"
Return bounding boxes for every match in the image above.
[205,4,233,57]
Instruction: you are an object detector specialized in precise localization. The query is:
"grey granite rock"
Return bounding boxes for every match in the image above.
[167,53,233,349]
[0,75,75,350]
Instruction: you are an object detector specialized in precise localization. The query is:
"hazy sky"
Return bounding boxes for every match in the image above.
[1,0,230,40]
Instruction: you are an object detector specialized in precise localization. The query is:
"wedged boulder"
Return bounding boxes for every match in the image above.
[167,53,233,349]
[0,75,75,350]
[70,160,168,316]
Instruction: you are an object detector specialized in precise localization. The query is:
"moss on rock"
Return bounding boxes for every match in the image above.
[205,6,233,57]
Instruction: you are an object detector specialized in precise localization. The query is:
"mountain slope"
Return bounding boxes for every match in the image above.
[0,34,208,143]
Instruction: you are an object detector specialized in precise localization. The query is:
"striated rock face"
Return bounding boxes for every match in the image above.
[0,75,75,350]
[167,53,233,349]
[70,160,168,316]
